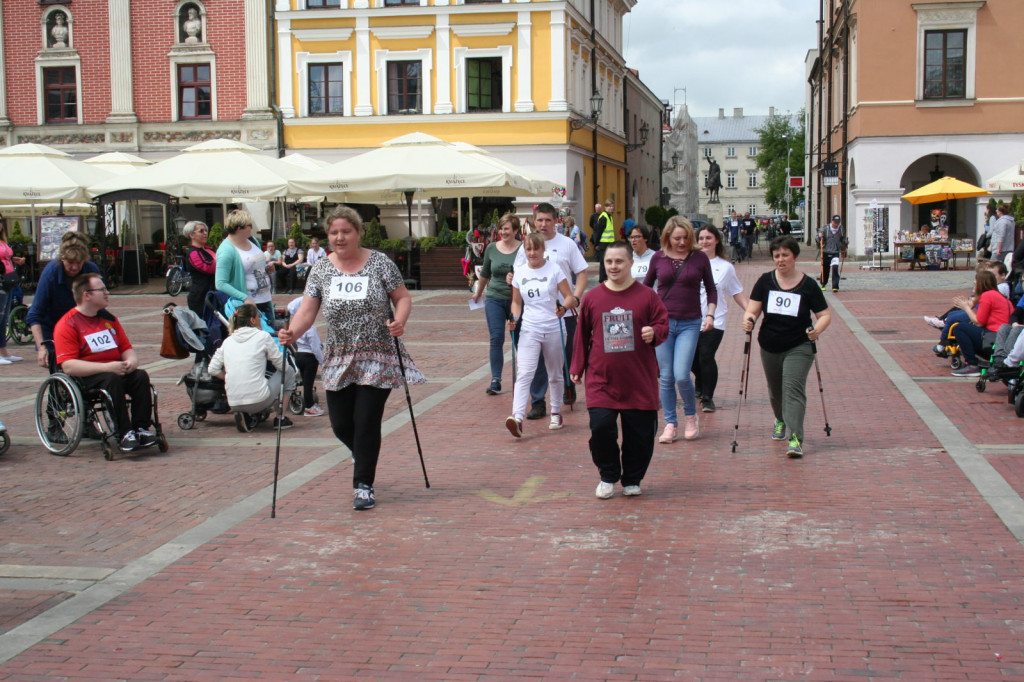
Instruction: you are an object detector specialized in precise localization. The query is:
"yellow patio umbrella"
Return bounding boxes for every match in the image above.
[901,176,991,205]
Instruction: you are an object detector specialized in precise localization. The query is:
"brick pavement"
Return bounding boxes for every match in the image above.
[1,260,1024,679]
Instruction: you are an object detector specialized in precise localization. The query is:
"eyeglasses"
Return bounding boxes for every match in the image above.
[195,228,209,234]
[628,234,644,240]
[86,287,108,293]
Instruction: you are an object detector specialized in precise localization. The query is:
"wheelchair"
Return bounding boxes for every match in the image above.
[34,344,169,460]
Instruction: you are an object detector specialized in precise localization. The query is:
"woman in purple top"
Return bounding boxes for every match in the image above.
[643,216,717,442]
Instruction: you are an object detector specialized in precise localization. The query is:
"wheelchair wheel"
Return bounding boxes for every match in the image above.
[8,305,32,345]
[177,412,195,430]
[950,355,963,370]
[976,378,986,393]
[166,268,184,296]
[195,409,207,422]
[102,436,118,461]
[35,374,85,456]
[1016,391,1024,418]
[157,432,169,453]
[288,390,303,415]
[0,431,9,456]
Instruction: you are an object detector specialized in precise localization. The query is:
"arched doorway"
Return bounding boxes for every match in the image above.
[900,154,983,237]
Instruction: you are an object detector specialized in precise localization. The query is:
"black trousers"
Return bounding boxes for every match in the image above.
[821,251,840,288]
[326,384,392,488]
[78,369,152,437]
[588,407,657,487]
[691,327,725,400]
[294,352,319,409]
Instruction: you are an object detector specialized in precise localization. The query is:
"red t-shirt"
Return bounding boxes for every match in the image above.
[976,289,1013,332]
[53,309,132,366]
[570,281,669,411]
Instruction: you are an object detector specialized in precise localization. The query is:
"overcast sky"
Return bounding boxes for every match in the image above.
[623,0,820,119]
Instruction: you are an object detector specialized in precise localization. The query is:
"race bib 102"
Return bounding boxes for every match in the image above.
[766,290,801,317]
[84,328,118,353]
[329,275,370,301]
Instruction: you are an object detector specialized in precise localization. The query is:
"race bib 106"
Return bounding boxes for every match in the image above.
[329,275,370,301]
[84,328,117,353]
[766,290,801,317]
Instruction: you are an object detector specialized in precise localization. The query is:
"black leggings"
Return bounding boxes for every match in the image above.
[326,384,392,488]
[691,327,725,400]
[294,352,319,409]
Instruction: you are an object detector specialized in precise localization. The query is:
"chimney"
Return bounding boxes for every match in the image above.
[733,107,743,118]
[718,108,724,119]
[769,106,775,117]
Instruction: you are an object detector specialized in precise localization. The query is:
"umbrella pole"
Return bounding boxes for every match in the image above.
[404,190,415,281]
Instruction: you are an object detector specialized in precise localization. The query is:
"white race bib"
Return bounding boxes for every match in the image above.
[630,262,649,279]
[329,275,370,301]
[766,290,801,317]
[84,329,117,353]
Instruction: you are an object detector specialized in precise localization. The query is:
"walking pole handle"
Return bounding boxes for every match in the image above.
[807,326,818,354]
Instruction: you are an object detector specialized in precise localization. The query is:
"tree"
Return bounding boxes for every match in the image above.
[755,111,805,216]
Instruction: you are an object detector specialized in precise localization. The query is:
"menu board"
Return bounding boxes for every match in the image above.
[38,215,80,262]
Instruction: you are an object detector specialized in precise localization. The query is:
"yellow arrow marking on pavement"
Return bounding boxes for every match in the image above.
[475,475,571,507]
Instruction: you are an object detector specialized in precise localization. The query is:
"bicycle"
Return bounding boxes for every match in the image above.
[165,254,191,297]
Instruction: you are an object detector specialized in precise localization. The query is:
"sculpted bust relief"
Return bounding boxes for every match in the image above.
[50,12,69,48]
[182,7,202,44]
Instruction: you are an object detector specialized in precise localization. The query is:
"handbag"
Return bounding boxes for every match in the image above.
[160,307,189,360]
[0,259,20,291]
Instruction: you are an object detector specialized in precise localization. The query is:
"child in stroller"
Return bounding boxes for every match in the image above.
[209,303,298,433]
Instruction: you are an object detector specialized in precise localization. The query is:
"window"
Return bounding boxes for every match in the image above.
[307,0,339,6]
[749,146,757,156]
[703,147,712,158]
[309,63,343,116]
[384,0,419,5]
[43,66,76,123]
[178,63,211,120]
[387,61,421,114]
[702,173,708,187]
[726,204,735,214]
[748,171,758,188]
[726,147,736,158]
[726,172,736,189]
[466,58,501,112]
[748,204,757,216]
[923,29,966,100]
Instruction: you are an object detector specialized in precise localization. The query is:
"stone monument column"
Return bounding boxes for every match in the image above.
[242,0,273,119]
[106,0,137,123]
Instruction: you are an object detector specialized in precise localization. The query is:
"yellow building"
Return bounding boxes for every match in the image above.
[273,0,661,236]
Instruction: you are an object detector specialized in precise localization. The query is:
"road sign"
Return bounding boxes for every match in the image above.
[799,200,805,207]
[789,176,805,188]
[823,162,839,187]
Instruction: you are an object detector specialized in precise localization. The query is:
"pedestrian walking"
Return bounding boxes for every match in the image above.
[505,232,577,437]
[692,224,748,413]
[594,200,616,282]
[817,214,848,292]
[472,212,521,395]
[627,224,656,281]
[642,216,717,443]
[279,205,425,511]
[570,242,668,499]
[742,235,832,458]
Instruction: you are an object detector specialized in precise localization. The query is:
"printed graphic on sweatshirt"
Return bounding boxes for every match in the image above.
[602,306,634,353]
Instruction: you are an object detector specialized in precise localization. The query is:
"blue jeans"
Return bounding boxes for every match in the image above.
[655,317,701,426]
[485,297,513,381]
[0,289,10,350]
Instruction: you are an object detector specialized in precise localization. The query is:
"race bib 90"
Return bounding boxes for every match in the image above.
[84,329,117,353]
[766,290,801,317]
[329,275,369,301]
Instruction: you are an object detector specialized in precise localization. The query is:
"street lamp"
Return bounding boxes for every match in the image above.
[625,122,650,152]
[570,90,604,130]
[663,152,679,171]
[786,146,793,219]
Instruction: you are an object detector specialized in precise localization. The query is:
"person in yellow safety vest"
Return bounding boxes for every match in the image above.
[596,200,616,282]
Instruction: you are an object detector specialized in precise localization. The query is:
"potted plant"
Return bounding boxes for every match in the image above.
[419,226,466,290]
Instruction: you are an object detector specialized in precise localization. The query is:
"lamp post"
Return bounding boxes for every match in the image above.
[786,146,793,219]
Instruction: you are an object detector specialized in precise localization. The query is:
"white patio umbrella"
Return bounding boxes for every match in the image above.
[985,161,1024,193]
[0,143,114,238]
[86,151,153,176]
[450,141,559,197]
[87,138,300,202]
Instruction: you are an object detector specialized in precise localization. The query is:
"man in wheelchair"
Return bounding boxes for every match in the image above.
[52,273,157,451]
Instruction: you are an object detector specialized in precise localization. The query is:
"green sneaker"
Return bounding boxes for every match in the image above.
[787,435,803,458]
[771,419,786,441]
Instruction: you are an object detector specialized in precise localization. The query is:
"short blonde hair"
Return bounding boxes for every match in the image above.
[660,215,695,251]
[224,209,253,235]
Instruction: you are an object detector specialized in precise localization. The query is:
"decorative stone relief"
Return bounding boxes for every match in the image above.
[48,11,70,48]
[248,128,272,141]
[182,6,202,44]
[144,130,241,143]
[109,131,135,144]
[18,133,105,145]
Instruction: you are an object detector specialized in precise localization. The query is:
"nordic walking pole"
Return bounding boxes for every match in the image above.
[389,311,430,488]
[556,308,574,412]
[509,326,518,382]
[807,327,833,437]
[271,322,290,518]
[731,331,753,453]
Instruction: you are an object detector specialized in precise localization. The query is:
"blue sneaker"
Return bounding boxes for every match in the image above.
[771,420,786,441]
[787,435,803,458]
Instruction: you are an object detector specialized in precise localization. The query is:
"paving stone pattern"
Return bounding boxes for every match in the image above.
[1,260,1023,679]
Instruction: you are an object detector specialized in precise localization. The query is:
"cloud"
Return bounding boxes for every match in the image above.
[623,0,819,117]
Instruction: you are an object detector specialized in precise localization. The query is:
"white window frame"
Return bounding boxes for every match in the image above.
[35,57,82,125]
[748,171,758,188]
[375,48,432,115]
[726,146,736,158]
[748,146,757,157]
[169,54,218,122]
[748,204,757,216]
[726,204,735,215]
[726,172,736,189]
[913,1,983,105]
[296,51,353,118]
[453,45,512,114]
[703,147,712,158]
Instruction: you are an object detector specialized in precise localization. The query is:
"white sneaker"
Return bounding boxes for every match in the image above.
[548,413,563,430]
[623,485,642,496]
[923,315,944,330]
[595,481,615,499]
[2,355,22,362]
[303,404,325,417]
[0,357,11,365]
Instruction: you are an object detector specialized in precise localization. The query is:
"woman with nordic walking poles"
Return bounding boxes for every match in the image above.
[279,205,425,511]
[692,224,748,413]
[472,212,521,395]
[642,216,717,443]
[742,235,831,458]
[504,232,577,438]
